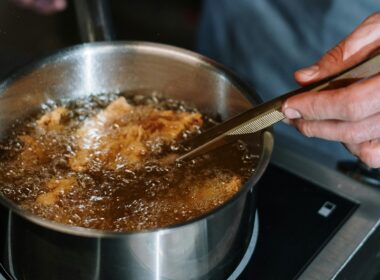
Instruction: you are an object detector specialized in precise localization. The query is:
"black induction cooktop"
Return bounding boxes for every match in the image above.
[238,163,358,279]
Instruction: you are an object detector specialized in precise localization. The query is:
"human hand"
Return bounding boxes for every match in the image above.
[11,0,67,14]
[283,13,380,168]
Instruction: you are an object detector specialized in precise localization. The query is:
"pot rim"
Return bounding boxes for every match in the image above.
[0,41,273,237]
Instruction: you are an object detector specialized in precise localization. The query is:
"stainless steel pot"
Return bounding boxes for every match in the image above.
[0,1,273,280]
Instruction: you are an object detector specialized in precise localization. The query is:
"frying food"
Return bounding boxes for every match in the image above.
[0,94,257,232]
[36,177,77,205]
[69,97,202,171]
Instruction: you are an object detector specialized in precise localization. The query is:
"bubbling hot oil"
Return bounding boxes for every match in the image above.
[0,93,261,232]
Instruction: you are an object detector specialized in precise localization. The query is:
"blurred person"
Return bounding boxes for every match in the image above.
[198,1,380,168]
[10,0,380,168]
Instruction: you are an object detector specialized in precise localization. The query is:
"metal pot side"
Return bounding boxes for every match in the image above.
[0,42,273,280]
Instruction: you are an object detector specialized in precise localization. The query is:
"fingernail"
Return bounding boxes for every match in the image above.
[284,108,302,119]
[297,65,319,80]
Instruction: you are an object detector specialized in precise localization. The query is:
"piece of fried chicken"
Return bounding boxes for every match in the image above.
[69,97,203,171]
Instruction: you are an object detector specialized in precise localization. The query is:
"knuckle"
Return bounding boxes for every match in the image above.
[358,143,380,168]
[307,100,318,120]
[341,127,357,143]
[341,94,363,121]
[364,12,380,24]
[323,44,344,66]
[306,94,324,120]
[297,121,314,138]
[340,124,367,144]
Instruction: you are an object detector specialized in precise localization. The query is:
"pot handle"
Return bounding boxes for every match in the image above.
[74,0,114,42]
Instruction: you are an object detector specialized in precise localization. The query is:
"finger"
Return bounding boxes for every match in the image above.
[33,0,66,14]
[291,113,380,144]
[294,13,380,85]
[346,139,380,168]
[52,0,66,9]
[283,74,380,121]
[11,0,66,14]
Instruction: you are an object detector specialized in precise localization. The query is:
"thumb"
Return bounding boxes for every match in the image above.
[295,13,380,85]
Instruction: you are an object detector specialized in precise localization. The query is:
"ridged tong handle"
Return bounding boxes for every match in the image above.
[178,53,380,161]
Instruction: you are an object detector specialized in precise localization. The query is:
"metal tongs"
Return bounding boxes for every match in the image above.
[178,53,380,161]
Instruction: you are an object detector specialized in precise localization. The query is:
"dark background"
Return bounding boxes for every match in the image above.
[0,0,202,79]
